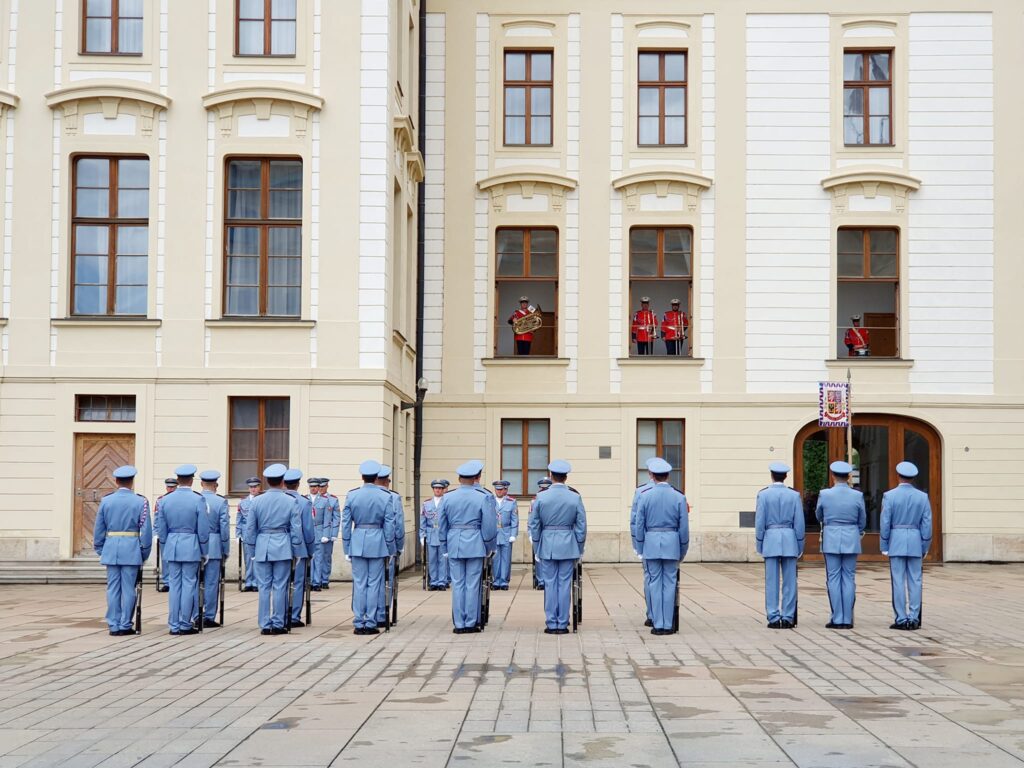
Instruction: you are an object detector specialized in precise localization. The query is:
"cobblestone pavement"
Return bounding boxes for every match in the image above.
[0,563,1023,767]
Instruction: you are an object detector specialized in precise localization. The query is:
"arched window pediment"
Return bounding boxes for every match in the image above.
[612,169,713,213]
[821,168,921,215]
[201,85,324,139]
[45,83,169,136]
[0,88,19,111]
[393,115,424,183]
[477,170,577,213]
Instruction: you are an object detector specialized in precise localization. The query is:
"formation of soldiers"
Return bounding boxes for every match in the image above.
[93,453,932,637]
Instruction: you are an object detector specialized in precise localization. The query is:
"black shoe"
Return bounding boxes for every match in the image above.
[169,630,180,636]
[781,620,794,629]
[826,622,839,629]
[312,586,321,592]
[890,622,905,630]
[180,627,199,635]
[271,627,287,635]
[261,628,273,635]
[839,624,853,630]
[470,626,483,633]
[203,620,221,628]
[364,627,380,635]
[644,619,653,627]
[767,620,782,629]
[108,629,119,636]
[323,584,331,590]
[544,627,556,634]
[908,621,920,631]
[555,628,569,635]
[158,585,170,593]
[290,620,305,628]
[652,628,669,636]
[247,586,259,592]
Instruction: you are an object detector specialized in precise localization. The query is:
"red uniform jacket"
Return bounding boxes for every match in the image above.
[844,326,870,355]
[509,308,535,342]
[631,309,657,343]
[661,310,689,341]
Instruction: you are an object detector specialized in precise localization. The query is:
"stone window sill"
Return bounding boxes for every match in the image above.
[617,357,706,366]
[482,357,571,367]
[826,358,913,369]
[206,319,315,329]
[51,317,161,327]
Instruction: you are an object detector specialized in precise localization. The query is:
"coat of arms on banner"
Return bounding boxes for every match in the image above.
[819,381,850,428]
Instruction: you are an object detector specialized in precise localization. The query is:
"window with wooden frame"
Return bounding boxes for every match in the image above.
[229,397,289,494]
[837,227,899,358]
[638,50,686,146]
[76,394,137,422]
[501,419,550,498]
[636,419,684,490]
[236,0,297,57]
[82,0,143,55]
[495,227,558,357]
[628,227,693,357]
[72,156,150,317]
[224,157,302,318]
[504,50,553,146]
[843,49,892,146]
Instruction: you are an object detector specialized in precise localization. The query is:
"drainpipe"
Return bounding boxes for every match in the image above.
[413,0,427,568]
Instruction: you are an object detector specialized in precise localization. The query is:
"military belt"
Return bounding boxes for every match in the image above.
[451,525,480,530]
[767,524,793,529]
[647,527,675,532]
[893,525,918,529]
[544,525,572,530]
[107,531,139,537]
[356,524,382,529]
[262,527,288,533]
[169,528,195,534]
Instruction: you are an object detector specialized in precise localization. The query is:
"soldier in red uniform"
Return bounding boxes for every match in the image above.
[844,314,870,357]
[631,297,657,356]
[661,299,689,356]
[508,296,534,356]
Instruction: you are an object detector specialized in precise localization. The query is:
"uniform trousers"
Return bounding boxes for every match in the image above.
[165,561,199,632]
[890,555,923,624]
[350,556,384,629]
[641,557,653,621]
[764,556,797,623]
[539,558,575,629]
[449,557,483,629]
[196,558,221,621]
[240,540,256,588]
[104,564,139,632]
[158,543,169,587]
[645,558,679,631]
[291,556,308,623]
[311,538,324,586]
[320,540,335,585]
[426,543,448,587]
[376,556,397,623]
[824,553,858,625]
[493,543,512,587]
[255,559,291,630]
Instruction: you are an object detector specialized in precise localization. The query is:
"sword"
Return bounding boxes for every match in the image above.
[134,566,143,635]
[383,555,392,633]
[390,556,398,626]
[305,554,313,626]
[422,537,428,591]
[154,539,162,592]
[220,557,226,626]
[285,557,296,633]
[237,538,243,592]
[672,564,680,634]
[197,561,205,633]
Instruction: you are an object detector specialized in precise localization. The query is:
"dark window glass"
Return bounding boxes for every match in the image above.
[504,50,553,146]
[500,419,550,497]
[638,51,687,146]
[636,419,684,490]
[843,49,892,146]
[83,0,143,55]
[75,394,137,422]
[229,397,289,493]
[237,0,296,56]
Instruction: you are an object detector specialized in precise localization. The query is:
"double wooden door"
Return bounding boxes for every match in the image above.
[73,434,135,556]
[794,415,942,562]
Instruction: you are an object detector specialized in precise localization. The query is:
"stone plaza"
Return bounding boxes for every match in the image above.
[0,563,1022,767]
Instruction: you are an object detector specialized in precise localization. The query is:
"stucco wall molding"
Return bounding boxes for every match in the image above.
[45,83,169,136]
[477,169,577,213]
[821,168,921,214]
[201,85,324,139]
[612,169,713,212]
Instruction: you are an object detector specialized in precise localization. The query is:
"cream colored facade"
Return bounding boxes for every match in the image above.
[421,1,1024,563]
[0,1,423,577]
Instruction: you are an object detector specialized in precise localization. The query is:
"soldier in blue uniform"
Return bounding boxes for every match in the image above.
[320,478,341,588]
[284,468,315,628]
[236,477,260,591]
[153,477,176,592]
[341,460,397,635]
[529,460,587,634]
[154,464,210,635]
[310,478,328,591]
[439,460,497,633]
[815,460,867,629]
[881,461,933,631]
[631,459,657,627]
[755,461,805,629]
[197,470,230,628]
[420,479,448,590]
[529,477,553,588]
[94,465,153,636]
[375,466,405,627]
[634,458,688,635]
[491,480,519,589]
[245,464,303,634]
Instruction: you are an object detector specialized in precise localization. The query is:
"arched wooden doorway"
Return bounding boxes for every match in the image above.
[794,414,942,562]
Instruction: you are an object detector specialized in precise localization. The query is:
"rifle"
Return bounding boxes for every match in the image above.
[220,558,226,626]
[422,541,427,591]
[671,564,680,634]
[134,566,143,634]
[305,555,312,626]
[197,561,205,632]
[285,557,296,633]
[383,556,393,633]
[390,556,399,626]
[477,553,493,630]
[571,559,582,633]
[237,539,243,592]
[154,540,163,592]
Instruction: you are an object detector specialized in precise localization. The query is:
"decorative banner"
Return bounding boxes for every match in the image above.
[818,381,850,428]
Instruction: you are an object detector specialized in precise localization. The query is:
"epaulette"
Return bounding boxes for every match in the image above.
[348,486,360,493]
[329,493,338,499]
[137,493,149,501]
[568,486,580,495]
[757,486,769,494]
[192,490,203,496]
[217,493,227,500]
[101,490,116,499]
[670,485,684,495]
[473,487,489,495]
[639,485,653,494]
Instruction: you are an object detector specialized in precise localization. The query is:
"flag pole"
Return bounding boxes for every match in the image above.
[846,367,853,469]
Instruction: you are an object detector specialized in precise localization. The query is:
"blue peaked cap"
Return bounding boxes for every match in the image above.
[175,464,197,477]
[547,460,571,474]
[769,461,791,474]
[113,465,137,479]
[199,470,221,482]
[830,461,853,475]
[457,459,484,477]
[359,460,382,476]
[283,468,302,482]
[896,461,918,478]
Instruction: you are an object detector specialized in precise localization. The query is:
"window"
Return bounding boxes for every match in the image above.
[501,419,550,497]
[72,156,150,316]
[82,0,143,55]
[495,228,558,357]
[224,158,302,318]
[236,0,296,57]
[629,227,692,357]
[638,51,686,146]
[637,419,684,490]
[76,394,137,422]
[504,50,552,146]
[843,49,892,146]
[229,397,289,494]
[837,228,899,358]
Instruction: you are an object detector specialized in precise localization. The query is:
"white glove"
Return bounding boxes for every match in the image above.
[321,536,329,543]
[331,537,337,542]
[153,533,159,541]
[882,551,889,556]
[345,555,352,562]
[637,553,643,560]
[421,537,426,545]
[443,553,448,558]
[509,537,516,542]
[202,556,209,565]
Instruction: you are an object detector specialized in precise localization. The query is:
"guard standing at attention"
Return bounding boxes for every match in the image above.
[94,465,152,636]
[660,299,689,356]
[375,466,405,627]
[310,478,328,591]
[155,465,210,636]
[880,461,932,631]
[439,460,498,633]
[153,477,177,592]
[844,314,870,356]
[631,459,657,627]
[341,460,397,635]
[320,478,341,588]
[529,477,553,589]
[634,458,688,635]
[284,468,315,628]
[197,470,230,628]
[631,297,657,356]
[492,480,519,590]
[245,464,303,635]
[236,477,260,591]
[815,461,867,629]
[508,297,536,356]
[421,479,448,590]
[529,461,587,634]
[754,462,805,629]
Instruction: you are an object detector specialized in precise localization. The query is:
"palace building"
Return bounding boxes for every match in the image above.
[0,1,1021,578]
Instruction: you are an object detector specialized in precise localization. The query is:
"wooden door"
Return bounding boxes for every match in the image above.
[864,312,897,357]
[73,434,135,556]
